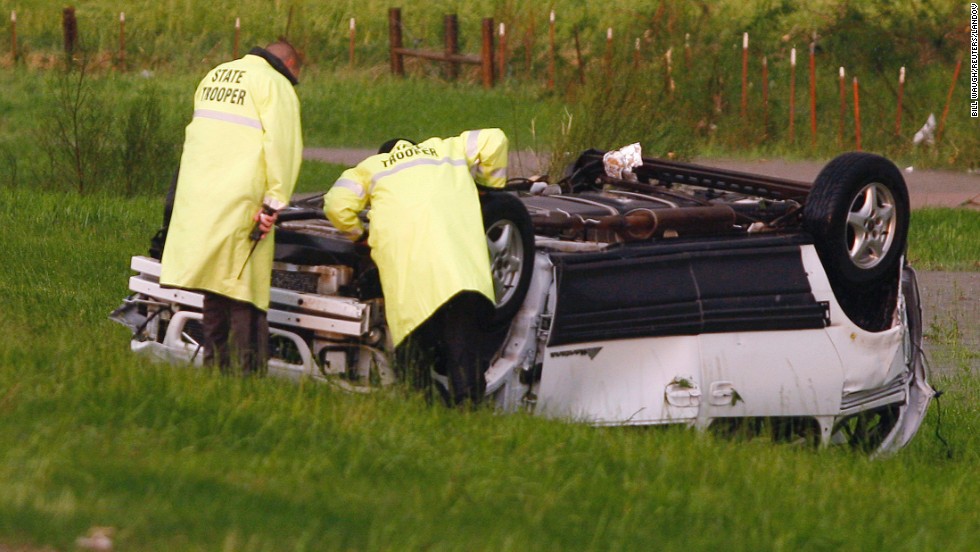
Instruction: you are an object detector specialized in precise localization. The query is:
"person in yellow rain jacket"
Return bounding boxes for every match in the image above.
[160,40,303,375]
[324,129,509,405]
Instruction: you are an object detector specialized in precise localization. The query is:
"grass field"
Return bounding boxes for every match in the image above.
[0,184,978,550]
[0,1,978,549]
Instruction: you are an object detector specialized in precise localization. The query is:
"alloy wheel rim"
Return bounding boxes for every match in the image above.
[845,182,897,269]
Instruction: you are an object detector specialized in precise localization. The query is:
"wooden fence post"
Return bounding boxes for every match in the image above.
[63,6,78,61]
[444,14,459,80]
[547,10,556,89]
[481,17,495,89]
[936,54,963,144]
[809,42,817,148]
[762,55,770,137]
[604,27,613,75]
[523,13,535,76]
[349,18,356,68]
[633,37,641,68]
[573,28,585,85]
[853,76,862,151]
[497,22,506,79]
[895,66,905,136]
[389,7,404,77]
[789,47,797,144]
[838,67,846,147]
[740,33,748,120]
[10,11,16,62]
[684,33,691,68]
[118,12,126,70]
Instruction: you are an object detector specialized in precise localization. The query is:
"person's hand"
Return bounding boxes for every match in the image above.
[353,231,370,254]
[255,208,278,240]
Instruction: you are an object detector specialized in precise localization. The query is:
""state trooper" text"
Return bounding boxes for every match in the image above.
[381,146,438,168]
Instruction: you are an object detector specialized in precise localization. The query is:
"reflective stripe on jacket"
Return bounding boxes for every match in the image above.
[160,49,302,310]
[324,129,508,345]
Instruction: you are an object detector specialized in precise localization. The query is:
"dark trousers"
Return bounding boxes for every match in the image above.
[202,292,269,376]
[395,291,493,406]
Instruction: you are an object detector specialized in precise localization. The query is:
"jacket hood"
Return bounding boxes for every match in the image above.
[248,46,299,85]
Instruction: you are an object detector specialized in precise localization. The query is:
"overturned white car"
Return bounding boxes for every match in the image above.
[112,150,934,455]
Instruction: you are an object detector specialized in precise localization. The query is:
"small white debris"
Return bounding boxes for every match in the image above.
[912,113,936,146]
[76,526,114,551]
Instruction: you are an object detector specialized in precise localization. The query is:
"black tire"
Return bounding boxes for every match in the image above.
[481,192,535,327]
[803,152,910,285]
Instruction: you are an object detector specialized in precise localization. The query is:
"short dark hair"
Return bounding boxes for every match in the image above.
[377,138,417,154]
[266,39,303,71]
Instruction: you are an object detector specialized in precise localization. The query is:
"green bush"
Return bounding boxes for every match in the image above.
[36,57,114,194]
[34,57,182,196]
[118,82,182,196]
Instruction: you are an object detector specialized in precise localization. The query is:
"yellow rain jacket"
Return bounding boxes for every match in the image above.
[324,129,509,346]
[160,48,303,310]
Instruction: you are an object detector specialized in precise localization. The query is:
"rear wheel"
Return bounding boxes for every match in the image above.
[831,405,901,454]
[803,152,910,331]
[481,192,535,327]
[803,152,909,285]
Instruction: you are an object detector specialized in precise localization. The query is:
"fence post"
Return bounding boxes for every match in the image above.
[498,22,506,80]
[853,76,862,151]
[547,10,556,89]
[63,6,78,62]
[118,12,126,70]
[838,67,846,147]
[604,27,613,75]
[665,47,675,95]
[895,66,905,136]
[349,18,356,68]
[936,54,962,144]
[684,33,691,68]
[789,47,797,144]
[444,14,459,80]
[523,13,535,76]
[389,7,404,77]
[573,28,585,85]
[10,11,16,63]
[633,37,641,68]
[740,33,748,120]
[234,17,240,58]
[809,42,817,148]
[762,55,770,137]
[481,17,495,89]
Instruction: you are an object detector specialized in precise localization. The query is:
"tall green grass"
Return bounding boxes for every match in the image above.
[0,184,978,550]
[0,67,561,196]
[2,0,977,172]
